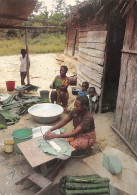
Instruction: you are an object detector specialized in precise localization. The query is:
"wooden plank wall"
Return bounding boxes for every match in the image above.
[114,7,137,154]
[77,21,107,95]
[64,22,79,59]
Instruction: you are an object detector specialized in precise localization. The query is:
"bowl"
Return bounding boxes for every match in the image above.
[28,103,64,124]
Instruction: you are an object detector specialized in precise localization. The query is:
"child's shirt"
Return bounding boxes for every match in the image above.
[87,95,97,102]
[87,94,99,114]
[78,90,89,96]
[20,55,30,72]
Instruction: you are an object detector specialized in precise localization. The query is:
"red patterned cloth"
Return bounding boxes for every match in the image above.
[66,131,96,150]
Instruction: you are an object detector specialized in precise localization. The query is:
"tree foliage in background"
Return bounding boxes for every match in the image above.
[2,0,78,39]
[52,0,67,13]
[33,0,47,14]
[75,0,83,5]
[0,0,81,54]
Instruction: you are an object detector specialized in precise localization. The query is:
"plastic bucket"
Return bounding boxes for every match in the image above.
[12,128,32,154]
[6,81,15,91]
[40,90,49,99]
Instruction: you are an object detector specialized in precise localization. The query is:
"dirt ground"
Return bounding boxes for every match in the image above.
[0,54,136,195]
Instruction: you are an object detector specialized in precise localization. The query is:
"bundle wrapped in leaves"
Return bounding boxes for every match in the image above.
[60,175,110,195]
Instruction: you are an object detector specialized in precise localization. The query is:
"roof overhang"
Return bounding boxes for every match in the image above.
[0,0,37,26]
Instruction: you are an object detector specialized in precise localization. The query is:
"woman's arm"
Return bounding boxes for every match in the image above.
[50,81,54,89]
[44,116,70,136]
[50,78,55,89]
[44,125,83,140]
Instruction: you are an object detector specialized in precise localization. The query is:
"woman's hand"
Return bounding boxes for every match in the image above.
[45,129,52,134]
[44,132,57,140]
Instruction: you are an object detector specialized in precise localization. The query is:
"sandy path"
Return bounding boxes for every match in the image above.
[0,53,75,104]
[0,53,76,195]
[0,54,136,195]
[0,54,70,91]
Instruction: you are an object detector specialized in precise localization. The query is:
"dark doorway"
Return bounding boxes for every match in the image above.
[101,14,126,112]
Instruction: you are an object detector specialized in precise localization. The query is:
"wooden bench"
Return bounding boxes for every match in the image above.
[17,136,74,194]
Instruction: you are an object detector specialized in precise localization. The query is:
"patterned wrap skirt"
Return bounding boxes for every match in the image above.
[66,130,96,150]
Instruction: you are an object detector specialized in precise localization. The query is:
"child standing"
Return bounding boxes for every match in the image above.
[20,49,30,85]
[68,82,89,112]
[88,87,99,114]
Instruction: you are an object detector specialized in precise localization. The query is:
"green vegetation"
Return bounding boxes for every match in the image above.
[0,0,73,56]
[0,33,65,56]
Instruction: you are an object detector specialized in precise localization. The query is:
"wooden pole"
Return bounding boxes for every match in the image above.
[72,28,78,56]
[25,29,30,85]
[98,31,109,113]
[0,25,61,29]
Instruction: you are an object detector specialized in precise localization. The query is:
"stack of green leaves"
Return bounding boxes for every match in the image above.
[60,175,110,195]
[0,114,7,129]
[0,110,20,129]
[0,91,51,128]
[18,98,50,115]
[0,93,50,116]
[15,84,39,92]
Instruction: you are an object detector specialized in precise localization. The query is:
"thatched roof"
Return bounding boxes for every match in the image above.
[62,0,136,26]
[0,0,37,26]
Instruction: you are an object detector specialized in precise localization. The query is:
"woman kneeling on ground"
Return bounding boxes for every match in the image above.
[50,65,69,108]
[44,95,96,150]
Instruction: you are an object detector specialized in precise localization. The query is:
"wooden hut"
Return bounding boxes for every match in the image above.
[63,0,137,156]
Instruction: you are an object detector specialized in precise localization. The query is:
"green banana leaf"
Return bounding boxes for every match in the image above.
[0,110,19,123]
[0,94,15,106]
[15,84,39,92]
[0,114,7,129]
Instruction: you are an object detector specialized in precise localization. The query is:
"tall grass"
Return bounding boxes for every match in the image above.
[0,33,65,56]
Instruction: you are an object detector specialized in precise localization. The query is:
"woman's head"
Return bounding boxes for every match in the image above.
[82,82,89,91]
[60,65,68,77]
[75,96,89,113]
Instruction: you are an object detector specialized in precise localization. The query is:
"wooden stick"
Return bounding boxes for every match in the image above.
[0,14,28,21]
[0,25,61,29]
[25,29,30,85]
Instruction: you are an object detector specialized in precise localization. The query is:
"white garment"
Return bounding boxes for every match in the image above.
[87,95,97,102]
[87,95,97,113]
[20,55,29,72]
[92,96,97,102]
